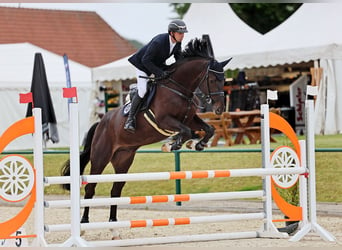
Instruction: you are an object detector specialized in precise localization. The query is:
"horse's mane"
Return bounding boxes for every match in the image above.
[180,38,213,60]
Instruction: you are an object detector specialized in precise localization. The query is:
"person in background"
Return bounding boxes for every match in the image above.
[124,19,188,133]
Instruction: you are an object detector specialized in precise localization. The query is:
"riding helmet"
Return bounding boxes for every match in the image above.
[168,19,188,33]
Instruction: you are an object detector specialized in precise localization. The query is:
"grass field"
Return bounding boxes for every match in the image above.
[3,134,341,202]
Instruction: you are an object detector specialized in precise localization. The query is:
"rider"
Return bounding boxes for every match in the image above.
[124,19,188,133]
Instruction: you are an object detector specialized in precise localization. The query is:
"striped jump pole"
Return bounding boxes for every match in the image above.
[46,213,266,233]
[44,167,305,185]
[45,190,264,208]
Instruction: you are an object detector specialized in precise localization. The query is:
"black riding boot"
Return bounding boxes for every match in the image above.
[124,94,143,133]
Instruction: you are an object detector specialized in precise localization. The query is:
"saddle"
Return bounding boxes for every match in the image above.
[122,80,156,116]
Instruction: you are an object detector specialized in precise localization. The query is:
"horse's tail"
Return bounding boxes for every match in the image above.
[61,122,99,190]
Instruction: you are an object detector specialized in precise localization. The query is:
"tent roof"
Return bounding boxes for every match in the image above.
[92,55,134,82]
[227,3,342,69]
[0,42,91,86]
[0,6,136,67]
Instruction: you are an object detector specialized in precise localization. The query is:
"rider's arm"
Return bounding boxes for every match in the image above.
[141,41,164,77]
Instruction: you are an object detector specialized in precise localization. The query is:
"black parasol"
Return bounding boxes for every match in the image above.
[26,53,59,144]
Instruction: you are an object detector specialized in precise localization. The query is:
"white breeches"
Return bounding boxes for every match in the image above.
[136,68,148,98]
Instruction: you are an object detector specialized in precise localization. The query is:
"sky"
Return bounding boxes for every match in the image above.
[0,3,176,44]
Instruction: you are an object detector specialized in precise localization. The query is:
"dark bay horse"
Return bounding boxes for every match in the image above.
[61,38,231,238]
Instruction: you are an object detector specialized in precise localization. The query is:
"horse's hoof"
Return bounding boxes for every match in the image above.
[112,235,121,240]
[195,142,206,151]
[80,230,86,236]
[171,143,181,151]
[186,140,198,150]
[81,217,89,223]
[171,147,180,151]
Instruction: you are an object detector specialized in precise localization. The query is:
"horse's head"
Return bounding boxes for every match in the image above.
[176,38,231,115]
[196,58,231,115]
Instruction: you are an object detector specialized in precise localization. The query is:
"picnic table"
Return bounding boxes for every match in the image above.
[197,109,278,146]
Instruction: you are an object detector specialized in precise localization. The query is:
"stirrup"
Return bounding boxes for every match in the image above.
[124,119,136,133]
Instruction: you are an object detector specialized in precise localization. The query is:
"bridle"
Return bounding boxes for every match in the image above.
[197,66,225,105]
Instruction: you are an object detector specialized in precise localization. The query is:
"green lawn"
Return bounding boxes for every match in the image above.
[2,134,341,202]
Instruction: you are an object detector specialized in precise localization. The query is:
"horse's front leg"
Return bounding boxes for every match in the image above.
[188,115,215,151]
[195,123,215,151]
[170,124,192,151]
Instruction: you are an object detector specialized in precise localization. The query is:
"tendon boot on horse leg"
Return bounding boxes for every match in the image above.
[124,92,143,133]
[170,127,192,151]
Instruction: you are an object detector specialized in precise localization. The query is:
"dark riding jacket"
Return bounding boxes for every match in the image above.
[128,33,182,77]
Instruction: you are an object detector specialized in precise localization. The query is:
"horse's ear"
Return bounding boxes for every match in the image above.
[219,57,232,68]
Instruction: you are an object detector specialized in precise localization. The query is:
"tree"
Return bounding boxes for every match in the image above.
[230,3,302,34]
[169,3,191,19]
[169,3,302,34]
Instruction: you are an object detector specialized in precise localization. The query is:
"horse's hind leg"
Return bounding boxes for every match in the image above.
[108,148,138,239]
[81,183,97,223]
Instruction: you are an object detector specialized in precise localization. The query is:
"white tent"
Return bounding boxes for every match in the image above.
[225,3,342,134]
[227,3,342,68]
[92,55,134,82]
[0,43,93,150]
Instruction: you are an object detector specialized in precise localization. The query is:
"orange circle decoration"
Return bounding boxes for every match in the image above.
[0,117,36,239]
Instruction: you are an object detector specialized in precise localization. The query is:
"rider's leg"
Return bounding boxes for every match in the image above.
[124,92,143,132]
[124,69,147,133]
